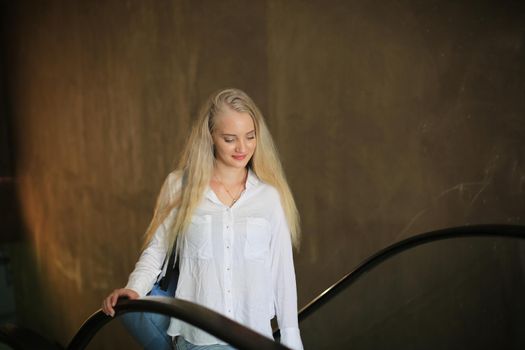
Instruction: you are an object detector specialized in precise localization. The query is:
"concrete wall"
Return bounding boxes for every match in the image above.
[2,0,524,348]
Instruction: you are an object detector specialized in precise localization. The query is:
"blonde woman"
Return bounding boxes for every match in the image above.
[102,88,303,350]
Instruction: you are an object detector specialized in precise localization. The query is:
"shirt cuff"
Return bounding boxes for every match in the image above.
[280,327,303,350]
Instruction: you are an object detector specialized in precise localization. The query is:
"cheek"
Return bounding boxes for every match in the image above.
[215,140,233,151]
[214,144,227,157]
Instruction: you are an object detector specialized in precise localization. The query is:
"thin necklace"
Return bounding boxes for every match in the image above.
[214,169,248,206]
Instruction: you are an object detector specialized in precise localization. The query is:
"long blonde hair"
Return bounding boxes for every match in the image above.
[143,88,301,253]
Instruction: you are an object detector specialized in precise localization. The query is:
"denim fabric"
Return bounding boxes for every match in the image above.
[175,336,236,350]
[121,311,172,350]
[120,271,178,350]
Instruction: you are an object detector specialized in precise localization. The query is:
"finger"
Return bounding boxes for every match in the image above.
[105,298,114,315]
[107,295,116,315]
[111,291,121,306]
[104,297,116,317]
[102,298,111,315]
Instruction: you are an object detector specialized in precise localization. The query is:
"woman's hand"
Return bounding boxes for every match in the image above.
[102,288,140,317]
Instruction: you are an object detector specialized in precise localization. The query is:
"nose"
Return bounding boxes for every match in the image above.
[235,139,246,153]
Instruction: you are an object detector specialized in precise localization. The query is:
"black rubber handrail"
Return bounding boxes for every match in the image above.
[4,225,523,348]
[294,224,525,324]
[68,296,289,350]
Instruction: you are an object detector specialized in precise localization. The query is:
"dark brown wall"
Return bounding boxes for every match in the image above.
[2,0,524,348]
[269,0,525,300]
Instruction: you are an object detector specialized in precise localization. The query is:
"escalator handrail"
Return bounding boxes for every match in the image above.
[295,224,525,324]
[67,297,289,350]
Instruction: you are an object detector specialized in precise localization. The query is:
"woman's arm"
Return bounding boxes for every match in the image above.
[102,172,181,316]
[270,198,304,350]
[124,217,170,297]
[101,216,169,317]
[125,170,182,296]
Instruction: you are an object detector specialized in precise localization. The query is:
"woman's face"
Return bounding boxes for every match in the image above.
[212,106,256,170]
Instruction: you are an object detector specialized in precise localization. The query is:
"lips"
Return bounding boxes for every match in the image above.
[232,155,246,160]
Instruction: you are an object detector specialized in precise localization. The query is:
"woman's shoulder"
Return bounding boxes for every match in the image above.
[161,169,184,201]
[165,169,184,186]
[254,179,282,205]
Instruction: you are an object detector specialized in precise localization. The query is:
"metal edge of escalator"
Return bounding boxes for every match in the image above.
[291,224,525,326]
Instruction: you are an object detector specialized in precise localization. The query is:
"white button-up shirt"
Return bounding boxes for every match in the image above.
[125,169,303,350]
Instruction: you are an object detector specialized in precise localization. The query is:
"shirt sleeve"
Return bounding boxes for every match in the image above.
[125,218,169,297]
[125,171,181,297]
[270,199,304,350]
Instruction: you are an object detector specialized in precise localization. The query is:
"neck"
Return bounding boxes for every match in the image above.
[213,164,248,185]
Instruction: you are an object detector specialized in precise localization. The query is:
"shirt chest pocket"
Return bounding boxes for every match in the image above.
[182,214,212,259]
[244,217,271,260]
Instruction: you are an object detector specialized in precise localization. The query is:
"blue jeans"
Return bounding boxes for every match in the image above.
[120,312,172,350]
[120,275,178,350]
[175,336,236,350]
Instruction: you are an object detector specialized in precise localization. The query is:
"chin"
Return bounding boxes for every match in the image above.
[229,161,249,169]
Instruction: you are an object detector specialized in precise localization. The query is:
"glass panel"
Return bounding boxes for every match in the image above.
[86,317,140,350]
[300,237,525,349]
[85,302,239,350]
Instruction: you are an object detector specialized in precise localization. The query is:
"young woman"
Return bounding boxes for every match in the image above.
[102,88,303,350]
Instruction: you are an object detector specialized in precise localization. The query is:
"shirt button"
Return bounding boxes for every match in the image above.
[227,290,231,293]
[226,225,229,229]
[226,267,230,271]
[226,245,230,249]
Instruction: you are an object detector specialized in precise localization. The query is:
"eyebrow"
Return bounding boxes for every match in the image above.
[220,130,256,136]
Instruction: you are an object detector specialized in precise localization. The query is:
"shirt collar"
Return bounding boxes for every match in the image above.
[245,167,260,189]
